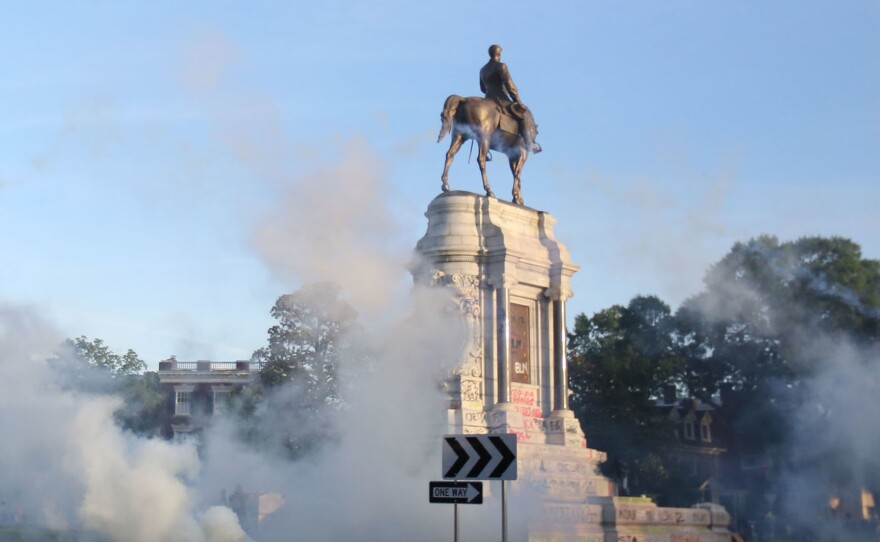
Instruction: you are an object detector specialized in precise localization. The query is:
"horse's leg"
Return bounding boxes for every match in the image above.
[509,150,527,205]
[477,137,494,198]
[441,131,465,192]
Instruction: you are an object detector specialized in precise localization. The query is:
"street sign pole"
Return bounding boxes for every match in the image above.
[502,480,508,542]
[454,502,459,542]
[440,435,517,542]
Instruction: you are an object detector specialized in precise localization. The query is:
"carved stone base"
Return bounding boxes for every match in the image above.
[546,410,587,448]
[488,406,524,434]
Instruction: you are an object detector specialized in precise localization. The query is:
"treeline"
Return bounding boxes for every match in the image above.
[50,336,165,436]
[567,235,880,530]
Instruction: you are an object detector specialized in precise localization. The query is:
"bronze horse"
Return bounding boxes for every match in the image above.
[438,95,539,205]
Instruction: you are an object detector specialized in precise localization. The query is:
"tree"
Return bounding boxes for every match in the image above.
[568,235,880,520]
[253,282,359,401]
[675,236,880,441]
[679,236,879,387]
[51,336,164,436]
[673,235,880,529]
[248,282,363,459]
[568,295,696,504]
[115,371,166,436]
[65,335,147,376]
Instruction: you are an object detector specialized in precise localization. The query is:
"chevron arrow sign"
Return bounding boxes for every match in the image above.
[441,434,517,481]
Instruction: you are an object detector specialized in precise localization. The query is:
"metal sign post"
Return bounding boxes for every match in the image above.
[501,480,508,542]
[429,481,484,542]
[438,435,517,542]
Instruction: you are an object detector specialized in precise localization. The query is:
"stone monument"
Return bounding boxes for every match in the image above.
[413,191,731,541]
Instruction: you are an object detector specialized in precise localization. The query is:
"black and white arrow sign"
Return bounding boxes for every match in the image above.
[442,434,517,481]
[429,481,483,504]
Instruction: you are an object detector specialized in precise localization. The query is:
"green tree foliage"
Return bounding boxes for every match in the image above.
[253,282,359,402]
[65,336,146,376]
[676,236,880,448]
[248,282,363,459]
[681,235,879,378]
[569,235,880,515]
[116,371,166,436]
[568,295,697,504]
[52,336,164,436]
[675,236,880,525]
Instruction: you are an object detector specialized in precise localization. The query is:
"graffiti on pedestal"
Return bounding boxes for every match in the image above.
[512,387,542,417]
[463,409,487,425]
[536,477,598,496]
[540,505,601,523]
[510,303,530,383]
[460,379,483,404]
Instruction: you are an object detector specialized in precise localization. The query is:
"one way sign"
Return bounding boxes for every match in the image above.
[429,481,483,504]
[442,434,517,481]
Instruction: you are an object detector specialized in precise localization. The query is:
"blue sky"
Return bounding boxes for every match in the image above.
[2,2,878,365]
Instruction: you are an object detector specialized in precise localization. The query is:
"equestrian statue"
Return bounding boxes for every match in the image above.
[438,44,542,205]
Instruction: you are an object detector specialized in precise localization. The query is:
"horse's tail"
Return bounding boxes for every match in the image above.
[438,95,463,142]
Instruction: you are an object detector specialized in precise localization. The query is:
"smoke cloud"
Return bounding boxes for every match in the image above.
[195,150,513,538]
[682,239,880,538]
[779,339,880,537]
[1,29,588,542]
[249,137,410,318]
[0,304,250,541]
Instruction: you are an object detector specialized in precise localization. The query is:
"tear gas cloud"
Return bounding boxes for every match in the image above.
[782,339,880,537]
[0,138,530,540]
[249,137,410,319]
[213,141,525,540]
[0,29,537,540]
[0,305,249,541]
[686,241,880,537]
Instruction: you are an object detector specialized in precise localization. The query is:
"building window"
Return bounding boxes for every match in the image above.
[213,390,231,414]
[684,421,695,440]
[172,426,193,442]
[176,391,192,416]
[701,422,712,442]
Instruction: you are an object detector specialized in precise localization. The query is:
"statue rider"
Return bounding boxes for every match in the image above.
[479,44,542,153]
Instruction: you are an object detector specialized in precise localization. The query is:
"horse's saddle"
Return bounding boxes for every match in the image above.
[496,103,526,135]
[498,112,519,135]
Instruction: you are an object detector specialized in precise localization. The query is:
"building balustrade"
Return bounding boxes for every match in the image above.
[158,358,264,373]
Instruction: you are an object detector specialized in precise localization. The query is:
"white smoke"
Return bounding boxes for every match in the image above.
[0,31,574,541]
[249,137,410,319]
[0,304,250,541]
[681,239,880,537]
[780,338,880,537]
[182,113,520,538]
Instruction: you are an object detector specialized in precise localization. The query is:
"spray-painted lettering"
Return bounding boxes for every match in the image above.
[691,511,709,524]
[617,508,637,521]
[511,388,535,405]
[460,380,482,403]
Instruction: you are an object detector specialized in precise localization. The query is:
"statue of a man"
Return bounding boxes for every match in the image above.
[479,44,541,153]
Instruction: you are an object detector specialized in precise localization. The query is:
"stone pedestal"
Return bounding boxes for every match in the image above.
[414,191,730,541]
[415,191,584,443]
